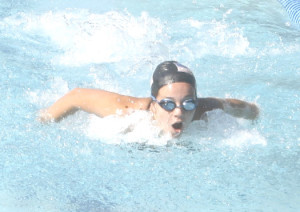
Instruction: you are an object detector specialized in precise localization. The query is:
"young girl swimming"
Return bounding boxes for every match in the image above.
[39,61,259,137]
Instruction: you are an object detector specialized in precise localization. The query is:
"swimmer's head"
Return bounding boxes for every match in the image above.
[150,61,197,138]
[151,61,196,97]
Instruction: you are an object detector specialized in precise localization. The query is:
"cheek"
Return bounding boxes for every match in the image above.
[156,108,168,120]
[151,104,170,122]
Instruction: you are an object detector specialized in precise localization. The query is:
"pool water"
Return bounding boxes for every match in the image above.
[1,0,299,211]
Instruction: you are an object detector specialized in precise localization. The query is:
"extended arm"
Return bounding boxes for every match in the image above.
[221,98,259,120]
[39,88,151,122]
[193,97,259,120]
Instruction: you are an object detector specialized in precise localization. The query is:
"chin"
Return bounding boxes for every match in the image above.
[170,130,183,138]
[172,133,181,138]
[161,124,184,138]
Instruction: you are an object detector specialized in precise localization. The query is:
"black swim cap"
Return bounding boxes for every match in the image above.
[151,61,196,97]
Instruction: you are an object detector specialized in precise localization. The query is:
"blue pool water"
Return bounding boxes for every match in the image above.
[1,0,299,211]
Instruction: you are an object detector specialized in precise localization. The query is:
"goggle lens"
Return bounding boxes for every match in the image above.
[152,97,197,112]
[159,99,176,111]
[182,99,197,111]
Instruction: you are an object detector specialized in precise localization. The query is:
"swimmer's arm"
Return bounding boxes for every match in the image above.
[38,88,151,122]
[194,97,259,120]
[220,98,259,120]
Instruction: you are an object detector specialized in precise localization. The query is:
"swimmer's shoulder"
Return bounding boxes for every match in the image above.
[131,97,152,110]
[95,90,152,113]
[193,97,223,120]
[112,92,151,112]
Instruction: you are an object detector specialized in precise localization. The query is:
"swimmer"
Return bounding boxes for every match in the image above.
[39,61,259,137]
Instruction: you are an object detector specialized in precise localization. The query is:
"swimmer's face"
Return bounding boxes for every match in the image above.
[150,82,196,138]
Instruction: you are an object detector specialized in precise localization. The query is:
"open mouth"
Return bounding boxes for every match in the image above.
[172,122,183,131]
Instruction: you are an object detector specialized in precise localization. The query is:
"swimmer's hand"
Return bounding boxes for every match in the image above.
[37,109,55,123]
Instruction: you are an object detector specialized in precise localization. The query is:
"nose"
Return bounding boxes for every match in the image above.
[172,106,184,117]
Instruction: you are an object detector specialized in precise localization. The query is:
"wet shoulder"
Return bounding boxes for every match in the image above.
[124,96,152,111]
[193,97,223,120]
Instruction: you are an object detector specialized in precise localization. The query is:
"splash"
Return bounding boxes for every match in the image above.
[189,110,267,148]
[222,129,267,147]
[173,18,251,59]
[86,110,172,146]
[1,9,169,66]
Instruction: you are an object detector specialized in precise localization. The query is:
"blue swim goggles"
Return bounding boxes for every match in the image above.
[151,96,197,112]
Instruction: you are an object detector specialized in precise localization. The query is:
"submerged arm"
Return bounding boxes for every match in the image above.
[38,88,151,122]
[194,97,259,120]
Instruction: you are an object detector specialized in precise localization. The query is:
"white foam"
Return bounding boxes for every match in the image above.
[85,108,266,148]
[177,18,251,58]
[221,129,267,147]
[86,110,171,146]
[198,110,267,148]
[2,7,298,67]
[4,10,168,66]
